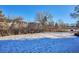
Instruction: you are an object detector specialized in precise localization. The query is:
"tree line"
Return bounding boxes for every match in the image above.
[0,6,79,36]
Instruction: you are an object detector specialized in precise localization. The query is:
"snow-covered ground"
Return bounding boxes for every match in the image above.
[0,32,75,40]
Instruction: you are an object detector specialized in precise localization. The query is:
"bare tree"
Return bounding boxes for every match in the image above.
[58,19,66,28]
[76,20,79,27]
[35,11,53,32]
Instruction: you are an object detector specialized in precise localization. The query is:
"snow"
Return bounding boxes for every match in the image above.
[0,32,75,40]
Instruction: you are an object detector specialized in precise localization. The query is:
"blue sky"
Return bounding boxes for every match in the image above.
[0,5,77,24]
